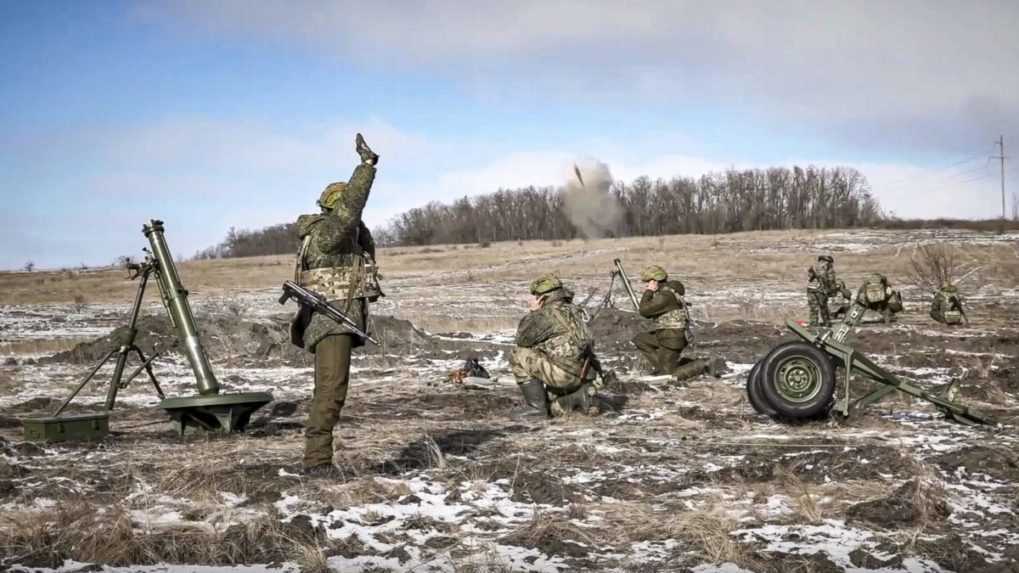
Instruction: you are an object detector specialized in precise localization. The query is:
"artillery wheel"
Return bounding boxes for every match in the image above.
[745,359,777,416]
[760,342,835,420]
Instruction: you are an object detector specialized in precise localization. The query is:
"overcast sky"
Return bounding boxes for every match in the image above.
[2,1,1018,269]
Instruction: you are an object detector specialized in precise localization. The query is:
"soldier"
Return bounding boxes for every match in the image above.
[828,279,853,321]
[511,275,601,417]
[806,266,830,326]
[806,255,852,326]
[631,265,720,382]
[930,283,967,325]
[290,133,381,476]
[857,273,903,323]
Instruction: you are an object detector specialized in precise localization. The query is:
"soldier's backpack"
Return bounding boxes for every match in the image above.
[938,289,963,324]
[861,273,890,305]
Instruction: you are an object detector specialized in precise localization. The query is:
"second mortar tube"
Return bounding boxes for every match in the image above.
[143,219,221,395]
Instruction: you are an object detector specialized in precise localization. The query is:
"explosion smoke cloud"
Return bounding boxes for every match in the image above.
[563,159,623,239]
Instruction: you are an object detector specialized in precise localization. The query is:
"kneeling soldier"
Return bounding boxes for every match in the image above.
[511,275,600,417]
[930,283,967,325]
[631,265,720,382]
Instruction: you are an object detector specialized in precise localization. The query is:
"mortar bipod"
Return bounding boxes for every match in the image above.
[52,258,167,417]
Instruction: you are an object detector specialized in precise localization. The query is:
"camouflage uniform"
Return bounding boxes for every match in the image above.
[292,134,380,470]
[930,284,966,325]
[631,265,710,381]
[511,275,599,417]
[806,255,848,326]
[806,266,830,326]
[857,273,903,323]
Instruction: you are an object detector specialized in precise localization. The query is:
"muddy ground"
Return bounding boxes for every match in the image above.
[2,229,1019,573]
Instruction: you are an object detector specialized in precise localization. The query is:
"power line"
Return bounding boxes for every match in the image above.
[994,136,1007,232]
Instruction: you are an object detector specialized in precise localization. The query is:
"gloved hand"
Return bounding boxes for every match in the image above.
[355,133,379,165]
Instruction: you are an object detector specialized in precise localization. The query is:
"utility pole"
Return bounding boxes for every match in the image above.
[994,135,1006,233]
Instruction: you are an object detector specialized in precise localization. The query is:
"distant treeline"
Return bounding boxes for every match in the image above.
[194,223,298,259]
[387,166,881,245]
[195,165,883,258]
[880,218,1019,232]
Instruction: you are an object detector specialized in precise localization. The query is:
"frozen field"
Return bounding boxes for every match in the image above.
[1,229,1018,572]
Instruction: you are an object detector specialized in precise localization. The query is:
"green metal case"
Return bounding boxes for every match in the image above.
[22,413,110,442]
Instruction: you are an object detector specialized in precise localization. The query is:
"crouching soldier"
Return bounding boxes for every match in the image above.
[930,283,967,325]
[290,133,382,476]
[631,265,722,382]
[512,275,601,417]
[857,273,903,323]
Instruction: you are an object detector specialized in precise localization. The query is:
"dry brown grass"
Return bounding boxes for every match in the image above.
[601,502,747,565]
[7,229,1019,308]
[317,477,412,508]
[0,499,336,568]
[499,508,597,549]
[776,466,823,523]
[907,463,950,529]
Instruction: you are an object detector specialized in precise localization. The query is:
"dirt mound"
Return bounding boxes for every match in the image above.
[931,446,1019,482]
[44,312,504,368]
[587,308,646,351]
[43,313,302,367]
[846,478,951,527]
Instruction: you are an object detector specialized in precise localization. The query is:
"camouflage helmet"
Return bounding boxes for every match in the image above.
[818,255,834,264]
[640,265,668,282]
[529,274,562,295]
[317,182,347,210]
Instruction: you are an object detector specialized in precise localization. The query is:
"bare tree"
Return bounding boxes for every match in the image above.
[909,243,979,291]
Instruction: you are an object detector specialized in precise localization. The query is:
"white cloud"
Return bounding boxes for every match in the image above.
[151,1,1019,153]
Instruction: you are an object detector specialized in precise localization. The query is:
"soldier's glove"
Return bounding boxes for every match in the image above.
[355,133,379,165]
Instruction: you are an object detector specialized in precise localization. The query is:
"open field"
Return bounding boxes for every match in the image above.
[2,228,1019,572]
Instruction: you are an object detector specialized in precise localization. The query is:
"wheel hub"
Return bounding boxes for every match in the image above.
[776,358,822,403]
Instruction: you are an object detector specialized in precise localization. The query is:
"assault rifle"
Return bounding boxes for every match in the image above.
[279,280,379,345]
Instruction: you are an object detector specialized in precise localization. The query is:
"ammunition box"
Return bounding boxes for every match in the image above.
[22,413,110,442]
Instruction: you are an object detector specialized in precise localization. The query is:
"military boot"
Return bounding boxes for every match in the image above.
[671,359,710,382]
[515,379,549,418]
[707,356,728,378]
[549,384,594,417]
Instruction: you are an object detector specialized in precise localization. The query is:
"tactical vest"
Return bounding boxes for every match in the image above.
[295,235,382,302]
[652,285,689,331]
[534,302,594,365]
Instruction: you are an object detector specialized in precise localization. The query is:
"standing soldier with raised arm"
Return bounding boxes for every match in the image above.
[290,133,382,476]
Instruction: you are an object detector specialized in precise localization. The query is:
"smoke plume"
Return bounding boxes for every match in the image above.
[563,159,623,238]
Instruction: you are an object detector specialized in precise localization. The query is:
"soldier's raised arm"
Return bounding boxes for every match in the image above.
[638,289,676,318]
[316,134,379,252]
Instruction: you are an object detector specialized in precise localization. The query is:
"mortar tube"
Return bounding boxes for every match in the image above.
[143,220,221,395]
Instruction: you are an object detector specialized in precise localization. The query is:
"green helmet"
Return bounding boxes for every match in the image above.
[640,265,668,282]
[317,182,347,210]
[529,274,562,295]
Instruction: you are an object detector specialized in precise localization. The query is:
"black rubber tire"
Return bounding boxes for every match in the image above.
[760,342,835,420]
[746,341,802,417]
[745,360,777,416]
